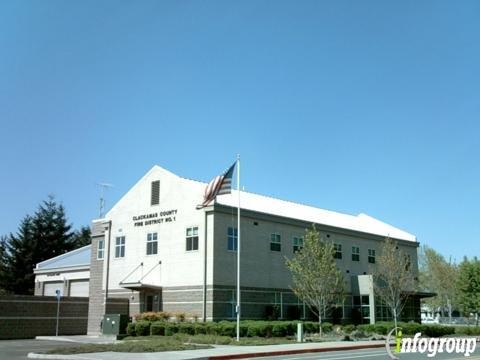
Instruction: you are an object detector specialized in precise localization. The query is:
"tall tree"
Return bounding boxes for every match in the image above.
[0,235,8,295]
[72,226,91,248]
[3,196,78,294]
[3,216,36,294]
[419,246,458,322]
[286,226,345,336]
[457,257,480,325]
[373,237,416,333]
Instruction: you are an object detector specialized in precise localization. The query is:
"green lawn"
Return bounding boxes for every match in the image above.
[46,334,295,355]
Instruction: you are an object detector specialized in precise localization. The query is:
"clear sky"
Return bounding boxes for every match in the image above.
[1,0,479,262]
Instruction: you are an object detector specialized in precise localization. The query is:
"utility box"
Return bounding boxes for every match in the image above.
[102,314,128,335]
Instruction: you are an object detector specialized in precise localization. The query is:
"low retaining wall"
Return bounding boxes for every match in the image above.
[0,295,88,339]
[0,295,129,339]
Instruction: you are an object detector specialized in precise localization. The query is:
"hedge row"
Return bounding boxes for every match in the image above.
[356,322,455,337]
[126,320,467,338]
[127,320,332,337]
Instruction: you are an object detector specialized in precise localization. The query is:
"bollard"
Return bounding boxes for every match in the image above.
[297,322,303,343]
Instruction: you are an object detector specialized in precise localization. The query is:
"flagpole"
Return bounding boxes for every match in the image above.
[236,154,241,341]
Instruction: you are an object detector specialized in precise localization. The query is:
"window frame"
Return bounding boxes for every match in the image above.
[368,248,375,264]
[292,236,303,253]
[270,233,281,252]
[186,226,199,252]
[115,236,125,258]
[97,239,105,260]
[227,227,238,252]
[334,243,342,259]
[146,232,158,255]
[352,246,360,262]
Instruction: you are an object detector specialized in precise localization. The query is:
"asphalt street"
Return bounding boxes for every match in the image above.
[249,346,480,360]
[0,339,79,360]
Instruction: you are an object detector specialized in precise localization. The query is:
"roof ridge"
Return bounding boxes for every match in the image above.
[227,188,358,218]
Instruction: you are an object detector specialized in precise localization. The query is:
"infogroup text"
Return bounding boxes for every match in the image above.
[397,332,477,357]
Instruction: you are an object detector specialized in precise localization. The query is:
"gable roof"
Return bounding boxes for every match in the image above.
[216,190,416,242]
[35,245,91,271]
[104,164,416,243]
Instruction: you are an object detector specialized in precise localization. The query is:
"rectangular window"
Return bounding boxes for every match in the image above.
[151,180,160,206]
[227,227,238,251]
[293,237,303,253]
[334,243,342,259]
[368,249,375,263]
[186,227,199,251]
[115,236,125,258]
[146,233,158,255]
[97,239,104,260]
[270,233,281,252]
[352,246,360,261]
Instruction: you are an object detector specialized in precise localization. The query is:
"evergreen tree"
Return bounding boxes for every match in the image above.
[32,195,75,262]
[3,196,78,294]
[4,216,36,294]
[0,235,8,295]
[72,226,91,248]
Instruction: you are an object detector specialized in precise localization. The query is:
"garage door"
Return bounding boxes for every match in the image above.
[43,282,64,296]
[69,280,89,297]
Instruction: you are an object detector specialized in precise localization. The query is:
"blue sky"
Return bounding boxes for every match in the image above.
[1,0,479,262]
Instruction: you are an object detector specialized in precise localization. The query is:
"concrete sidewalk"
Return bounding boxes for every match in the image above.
[36,335,118,344]
[28,340,387,360]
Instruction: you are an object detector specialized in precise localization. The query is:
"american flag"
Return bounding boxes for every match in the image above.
[197,162,236,209]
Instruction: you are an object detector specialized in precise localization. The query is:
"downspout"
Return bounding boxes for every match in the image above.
[202,210,208,322]
[104,220,112,315]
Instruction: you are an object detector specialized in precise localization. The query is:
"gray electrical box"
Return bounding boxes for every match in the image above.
[102,314,128,335]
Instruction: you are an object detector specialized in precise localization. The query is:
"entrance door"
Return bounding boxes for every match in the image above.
[146,295,154,312]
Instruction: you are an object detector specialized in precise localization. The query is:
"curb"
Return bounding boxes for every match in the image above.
[207,343,386,359]
[27,342,387,360]
[27,353,94,359]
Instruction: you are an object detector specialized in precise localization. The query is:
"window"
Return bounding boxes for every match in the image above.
[227,227,238,251]
[368,249,375,263]
[186,227,199,251]
[270,233,281,252]
[151,180,160,206]
[97,239,104,260]
[146,233,158,255]
[352,246,360,261]
[293,237,303,252]
[115,236,125,258]
[334,243,342,259]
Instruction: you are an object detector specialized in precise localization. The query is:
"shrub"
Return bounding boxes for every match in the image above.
[150,321,166,336]
[456,326,480,336]
[423,325,455,337]
[134,321,151,336]
[175,312,187,322]
[126,322,136,336]
[246,322,273,337]
[165,323,179,336]
[303,322,319,334]
[204,322,219,335]
[272,322,289,337]
[322,322,333,333]
[178,322,195,335]
[133,311,171,322]
[342,324,356,334]
[218,321,236,337]
[194,323,207,335]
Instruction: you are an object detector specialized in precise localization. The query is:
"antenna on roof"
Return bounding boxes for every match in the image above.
[97,182,114,218]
